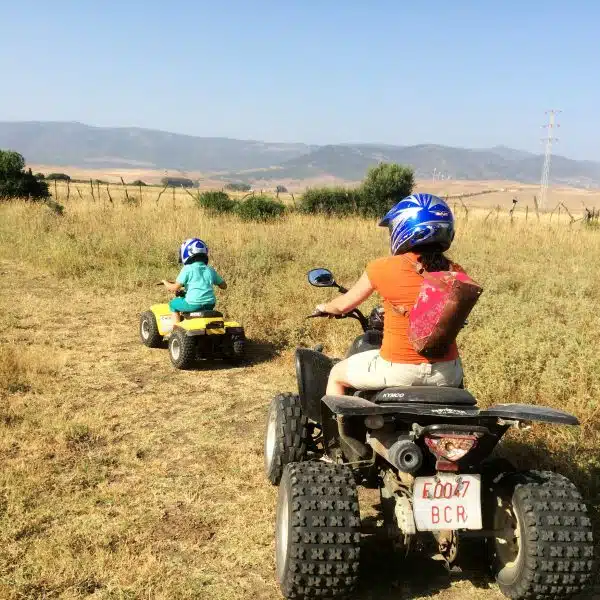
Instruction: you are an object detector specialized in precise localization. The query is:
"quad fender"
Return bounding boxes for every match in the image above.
[150,303,243,338]
[295,348,334,423]
[150,303,175,336]
[321,394,579,426]
[177,317,225,337]
[345,330,383,359]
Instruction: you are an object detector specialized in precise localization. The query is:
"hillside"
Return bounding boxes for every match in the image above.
[0,121,313,172]
[229,144,600,187]
[1,121,600,186]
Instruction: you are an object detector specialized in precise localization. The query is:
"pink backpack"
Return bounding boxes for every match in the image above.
[392,257,483,359]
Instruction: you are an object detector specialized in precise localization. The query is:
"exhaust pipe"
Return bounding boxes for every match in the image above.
[367,432,423,474]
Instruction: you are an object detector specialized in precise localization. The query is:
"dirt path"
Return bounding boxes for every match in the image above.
[0,262,595,599]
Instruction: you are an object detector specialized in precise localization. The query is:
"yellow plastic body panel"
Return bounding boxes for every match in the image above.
[150,304,242,336]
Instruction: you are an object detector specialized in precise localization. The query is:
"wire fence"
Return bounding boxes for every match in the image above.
[47,180,600,227]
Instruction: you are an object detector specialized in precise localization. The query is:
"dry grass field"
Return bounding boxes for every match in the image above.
[1,187,599,599]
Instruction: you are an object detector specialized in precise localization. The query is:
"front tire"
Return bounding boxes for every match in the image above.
[276,462,361,600]
[168,328,196,369]
[139,311,162,348]
[264,393,307,485]
[490,470,594,600]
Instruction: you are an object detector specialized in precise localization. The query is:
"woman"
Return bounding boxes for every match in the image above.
[316,193,464,396]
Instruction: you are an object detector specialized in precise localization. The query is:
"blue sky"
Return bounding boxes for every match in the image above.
[1,1,598,160]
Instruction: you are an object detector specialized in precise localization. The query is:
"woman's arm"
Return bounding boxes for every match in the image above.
[317,271,374,315]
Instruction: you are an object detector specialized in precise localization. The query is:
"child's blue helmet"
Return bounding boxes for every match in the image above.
[179,238,208,265]
[379,193,455,255]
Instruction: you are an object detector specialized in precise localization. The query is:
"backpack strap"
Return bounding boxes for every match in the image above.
[389,255,424,317]
[389,254,452,317]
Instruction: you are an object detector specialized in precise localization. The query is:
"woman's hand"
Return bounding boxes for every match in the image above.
[317,271,375,316]
[316,303,343,316]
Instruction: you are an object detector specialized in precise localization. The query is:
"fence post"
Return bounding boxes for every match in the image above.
[120,176,132,204]
[155,184,168,205]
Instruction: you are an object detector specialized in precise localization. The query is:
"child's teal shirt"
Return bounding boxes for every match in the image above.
[176,262,224,307]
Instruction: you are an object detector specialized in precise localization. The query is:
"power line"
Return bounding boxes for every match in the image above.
[539,109,561,210]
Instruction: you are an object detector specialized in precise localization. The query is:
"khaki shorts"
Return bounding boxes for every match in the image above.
[344,350,464,390]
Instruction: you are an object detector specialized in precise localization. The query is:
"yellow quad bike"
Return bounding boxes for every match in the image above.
[139,292,246,370]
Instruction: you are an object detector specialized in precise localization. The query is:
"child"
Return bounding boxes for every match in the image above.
[162,238,227,323]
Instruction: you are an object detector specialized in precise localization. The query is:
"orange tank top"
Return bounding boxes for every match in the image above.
[366,253,460,364]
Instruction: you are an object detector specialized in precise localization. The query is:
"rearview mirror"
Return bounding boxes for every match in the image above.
[307,268,336,288]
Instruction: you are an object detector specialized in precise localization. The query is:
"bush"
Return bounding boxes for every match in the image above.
[300,186,361,216]
[161,176,195,188]
[236,195,286,222]
[276,185,288,194]
[197,191,238,214]
[225,182,251,192]
[0,150,50,201]
[35,172,45,180]
[359,162,414,218]
[46,172,71,182]
[131,180,147,186]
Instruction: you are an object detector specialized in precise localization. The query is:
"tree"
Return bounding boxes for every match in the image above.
[161,176,194,188]
[0,150,50,201]
[0,150,26,177]
[276,185,288,194]
[359,163,414,217]
[225,182,251,192]
[46,172,71,181]
[131,179,147,186]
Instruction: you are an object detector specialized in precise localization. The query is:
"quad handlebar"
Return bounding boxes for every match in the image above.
[306,268,370,331]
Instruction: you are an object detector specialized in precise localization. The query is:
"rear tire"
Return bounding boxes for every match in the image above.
[264,393,308,485]
[233,338,245,358]
[224,335,246,363]
[276,462,361,600]
[139,311,162,348]
[168,328,196,370]
[489,470,594,600]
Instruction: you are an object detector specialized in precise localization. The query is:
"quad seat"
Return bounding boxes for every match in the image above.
[182,310,223,319]
[358,386,477,406]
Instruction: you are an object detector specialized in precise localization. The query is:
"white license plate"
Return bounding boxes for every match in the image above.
[413,474,482,531]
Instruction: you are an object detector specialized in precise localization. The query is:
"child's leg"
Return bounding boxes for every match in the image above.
[169,297,193,324]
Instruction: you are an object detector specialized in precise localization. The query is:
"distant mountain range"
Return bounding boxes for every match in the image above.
[1,121,599,187]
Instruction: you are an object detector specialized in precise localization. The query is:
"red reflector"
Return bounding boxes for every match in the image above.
[424,434,478,463]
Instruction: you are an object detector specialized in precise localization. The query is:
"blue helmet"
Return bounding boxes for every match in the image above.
[379,193,455,255]
[179,238,208,265]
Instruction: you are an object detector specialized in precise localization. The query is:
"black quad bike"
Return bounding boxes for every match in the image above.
[263,268,595,600]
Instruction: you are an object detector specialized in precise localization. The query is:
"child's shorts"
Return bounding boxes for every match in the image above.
[169,298,215,313]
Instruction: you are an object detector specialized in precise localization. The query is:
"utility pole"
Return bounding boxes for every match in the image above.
[539,110,561,210]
